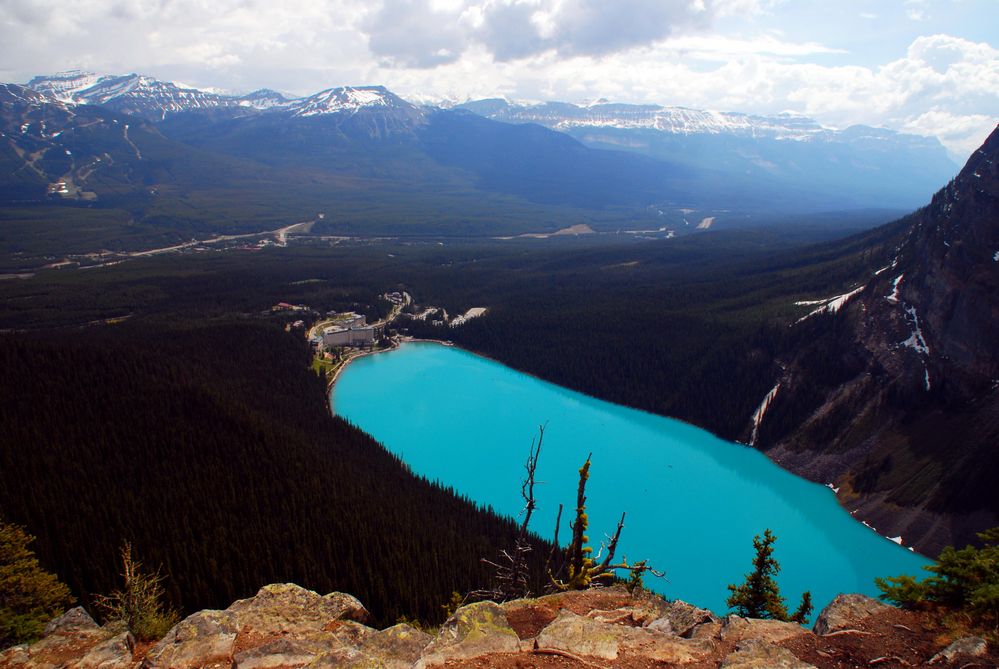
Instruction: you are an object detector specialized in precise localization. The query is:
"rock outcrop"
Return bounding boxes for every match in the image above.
[811,593,890,635]
[2,584,996,668]
[755,124,999,554]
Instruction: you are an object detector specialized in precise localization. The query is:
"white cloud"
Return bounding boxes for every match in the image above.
[0,0,995,158]
[902,110,996,155]
[659,34,845,60]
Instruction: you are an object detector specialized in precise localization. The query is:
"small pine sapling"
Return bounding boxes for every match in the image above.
[95,543,179,641]
[726,528,812,623]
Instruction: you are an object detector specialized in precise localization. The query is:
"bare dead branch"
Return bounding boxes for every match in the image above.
[519,423,546,535]
[821,629,875,637]
[599,512,626,571]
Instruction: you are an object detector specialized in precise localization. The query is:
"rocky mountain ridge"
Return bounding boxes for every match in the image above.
[455,98,957,209]
[23,72,421,123]
[458,98,842,141]
[752,124,999,554]
[2,583,993,669]
[20,71,954,205]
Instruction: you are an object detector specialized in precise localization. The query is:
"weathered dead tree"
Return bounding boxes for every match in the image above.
[475,428,663,603]
[473,424,546,601]
[546,454,664,592]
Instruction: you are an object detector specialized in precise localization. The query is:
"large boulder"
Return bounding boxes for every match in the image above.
[646,600,719,637]
[142,609,239,669]
[71,632,135,669]
[536,609,711,664]
[0,607,116,669]
[415,601,520,667]
[225,584,370,635]
[355,624,432,669]
[232,637,329,669]
[722,616,809,645]
[44,608,101,636]
[812,594,890,635]
[929,636,989,664]
[145,586,374,669]
[536,610,622,660]
[721,639,816,668]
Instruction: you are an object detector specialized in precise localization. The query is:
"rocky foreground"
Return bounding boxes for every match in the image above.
[2,584,995,668]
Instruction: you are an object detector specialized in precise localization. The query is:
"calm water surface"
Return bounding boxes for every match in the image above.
[333,342,930,615]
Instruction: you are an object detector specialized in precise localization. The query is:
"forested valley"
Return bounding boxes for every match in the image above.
[0,223,909,625]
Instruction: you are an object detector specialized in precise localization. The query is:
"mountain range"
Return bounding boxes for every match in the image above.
[0,71,959,264]
[458,98,957,210]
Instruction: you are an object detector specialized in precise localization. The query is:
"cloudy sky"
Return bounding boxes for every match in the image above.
[1,0,996,158]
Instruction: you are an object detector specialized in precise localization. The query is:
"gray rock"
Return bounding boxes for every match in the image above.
[646,600,718,637]
[537,609,710,664]
[0,645,31,668]
[1,613,113,669]
[360,623,432,667]
[301,647,368,668]
[929,636,989,664]
[72,632,135,669]
[415,601,520,668]
[721,639,816,669]
[142,609,239,669]
[813,594,890,635]
[327,620,376,647]
[225,584,370,636]
[536,610,624,660]
[320,592,371,625]
[722,616,808,644]
[44,607,101,636]
[233,637,327,669]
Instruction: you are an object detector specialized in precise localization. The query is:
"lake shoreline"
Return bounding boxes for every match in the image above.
[330,340,933,564]
[333,342,931,615]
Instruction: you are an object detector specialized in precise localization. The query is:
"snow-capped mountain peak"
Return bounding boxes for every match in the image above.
[25,71,113,103]
[24,72,239,120]
[461,98,829,141]
[0,82,64,109]
[238,89,298,110]
[291,86,410,117]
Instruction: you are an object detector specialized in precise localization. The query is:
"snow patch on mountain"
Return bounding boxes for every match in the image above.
[463,99,832,141]
[560,107,825,140]
[795,286,865,322]
[901,305,930,355]
[25,71,110,102]
[25,72,237,118]
[292,86,399,117]
[886,274,904,304]
[239,89,298,110]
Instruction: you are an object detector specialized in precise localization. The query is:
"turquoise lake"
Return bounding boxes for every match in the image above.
[332,342,931,616]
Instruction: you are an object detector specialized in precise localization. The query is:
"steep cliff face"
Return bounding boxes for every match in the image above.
[754,125,999,555]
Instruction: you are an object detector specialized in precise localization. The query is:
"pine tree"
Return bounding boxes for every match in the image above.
[95,543,179,642]
[726,528,811,623]
[0,519,74,649]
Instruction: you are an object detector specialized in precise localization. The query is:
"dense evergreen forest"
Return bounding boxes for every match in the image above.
[402,224,907,440]
[0,319,550,626]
